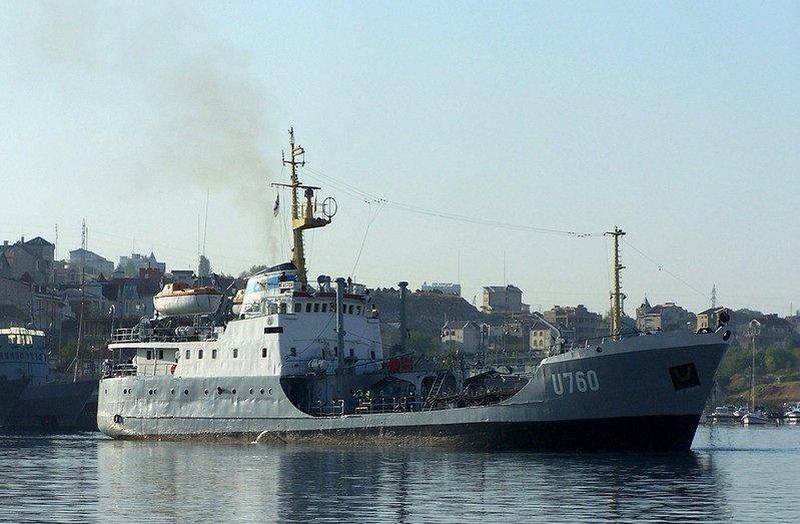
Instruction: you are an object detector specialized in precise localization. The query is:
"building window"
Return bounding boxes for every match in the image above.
[370,350,376,360]
[212,349,217,359]
[321,303,327,312]
[158,349,164,360]
[294,303,301,313]
[357,306,362,315]
[233,348,238,358]
[185,350,190,359]
[146,350,152,360]
[305,303,312,313]
[198,349,204,359]
[279,303,287,314]
[262,347,267,358]
[348,305,354,314]
[290,347,297,357]
[349,347,354,357]
[313,303,320,313]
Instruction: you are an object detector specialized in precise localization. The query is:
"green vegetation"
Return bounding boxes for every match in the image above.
[716,344,800,407]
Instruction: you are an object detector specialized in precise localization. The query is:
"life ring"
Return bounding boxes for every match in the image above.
[169,363,177,375]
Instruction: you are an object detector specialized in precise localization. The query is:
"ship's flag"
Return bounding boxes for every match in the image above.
[273,193,280,217]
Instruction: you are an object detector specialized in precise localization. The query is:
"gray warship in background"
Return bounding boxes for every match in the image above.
[97,130,731,451]
[1,327,97,429]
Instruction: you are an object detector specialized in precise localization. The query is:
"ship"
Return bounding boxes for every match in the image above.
[97,129,732,451]
[1,326,97,430]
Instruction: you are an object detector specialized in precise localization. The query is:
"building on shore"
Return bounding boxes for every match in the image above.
[542,304,606,345]
[482,285,528,314]
[68,248,114,279]
[117,252,166,277]
[0,236,55,286]
[635,298,695,333]
[440,320,482,354]
[421,282,461,296]
[529,319,573,355]
[697,307,728,331]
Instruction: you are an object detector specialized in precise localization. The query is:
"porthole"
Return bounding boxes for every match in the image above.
[268,388,273,395]
[184,389,189,395]
[260,388,265,395]
[170,389,175,395]
[204,389,209,395]
[596,347,603,353]
[232,389,237,395]
[249,388,254,395]
[148,389,153,395]
[104,389,107,394]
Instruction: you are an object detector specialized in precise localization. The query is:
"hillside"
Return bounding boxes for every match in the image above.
[716,345,800,409]
[370,290,487,334]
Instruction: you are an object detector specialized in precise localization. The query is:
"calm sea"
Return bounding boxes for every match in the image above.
[0,425,798,522]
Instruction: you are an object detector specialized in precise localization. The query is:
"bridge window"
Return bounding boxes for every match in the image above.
[185,350,190,359]
[158,349,164,360]
[233,348,239,358]
[294,303,301,313]
[212,349,217,359]
[305,303,312,313]
[146,350,152,360]
[262,347,267,358]
[321,303,328,312]
[313,303,320,313]
[348,305,354,314]
[198,349,204,359]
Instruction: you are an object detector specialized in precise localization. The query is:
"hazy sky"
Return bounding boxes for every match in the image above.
[1,1,797,315]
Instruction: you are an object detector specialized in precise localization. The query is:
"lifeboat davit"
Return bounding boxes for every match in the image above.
[153,283,222,317]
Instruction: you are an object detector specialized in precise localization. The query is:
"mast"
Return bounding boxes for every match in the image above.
[605,227,626,340]
[74,219,86,382]
[277,128,334,285]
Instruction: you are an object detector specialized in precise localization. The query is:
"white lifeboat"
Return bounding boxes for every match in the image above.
[153,283,222,317]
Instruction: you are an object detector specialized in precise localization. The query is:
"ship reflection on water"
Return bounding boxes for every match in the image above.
[95,441,732,522]
[4,427,800,522]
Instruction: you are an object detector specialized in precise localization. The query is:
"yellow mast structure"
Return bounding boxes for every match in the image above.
[277,128,332,285]
[605,227,626,340]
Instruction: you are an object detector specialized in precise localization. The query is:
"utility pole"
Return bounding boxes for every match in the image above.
[605,227,626,340]
[711,283,717,309]
[74,219,87,382]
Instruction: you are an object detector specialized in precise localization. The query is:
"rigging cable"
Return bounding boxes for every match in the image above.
[623,239,709,300]
[350,199,385,280]
[302,166,601,238]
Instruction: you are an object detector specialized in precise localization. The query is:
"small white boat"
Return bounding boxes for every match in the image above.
[742,410,769,425]
[710,406,739,424]
[784,403,800,425]
[153,283,222,317]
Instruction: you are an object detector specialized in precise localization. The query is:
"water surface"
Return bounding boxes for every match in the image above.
[1,426,798,522]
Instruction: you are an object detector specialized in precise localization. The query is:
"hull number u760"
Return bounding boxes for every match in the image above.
[551,370,599,395]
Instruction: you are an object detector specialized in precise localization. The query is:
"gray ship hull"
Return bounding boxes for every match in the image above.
[6,379,98,430]
[98,330,728,451]
[0,377,29,427]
